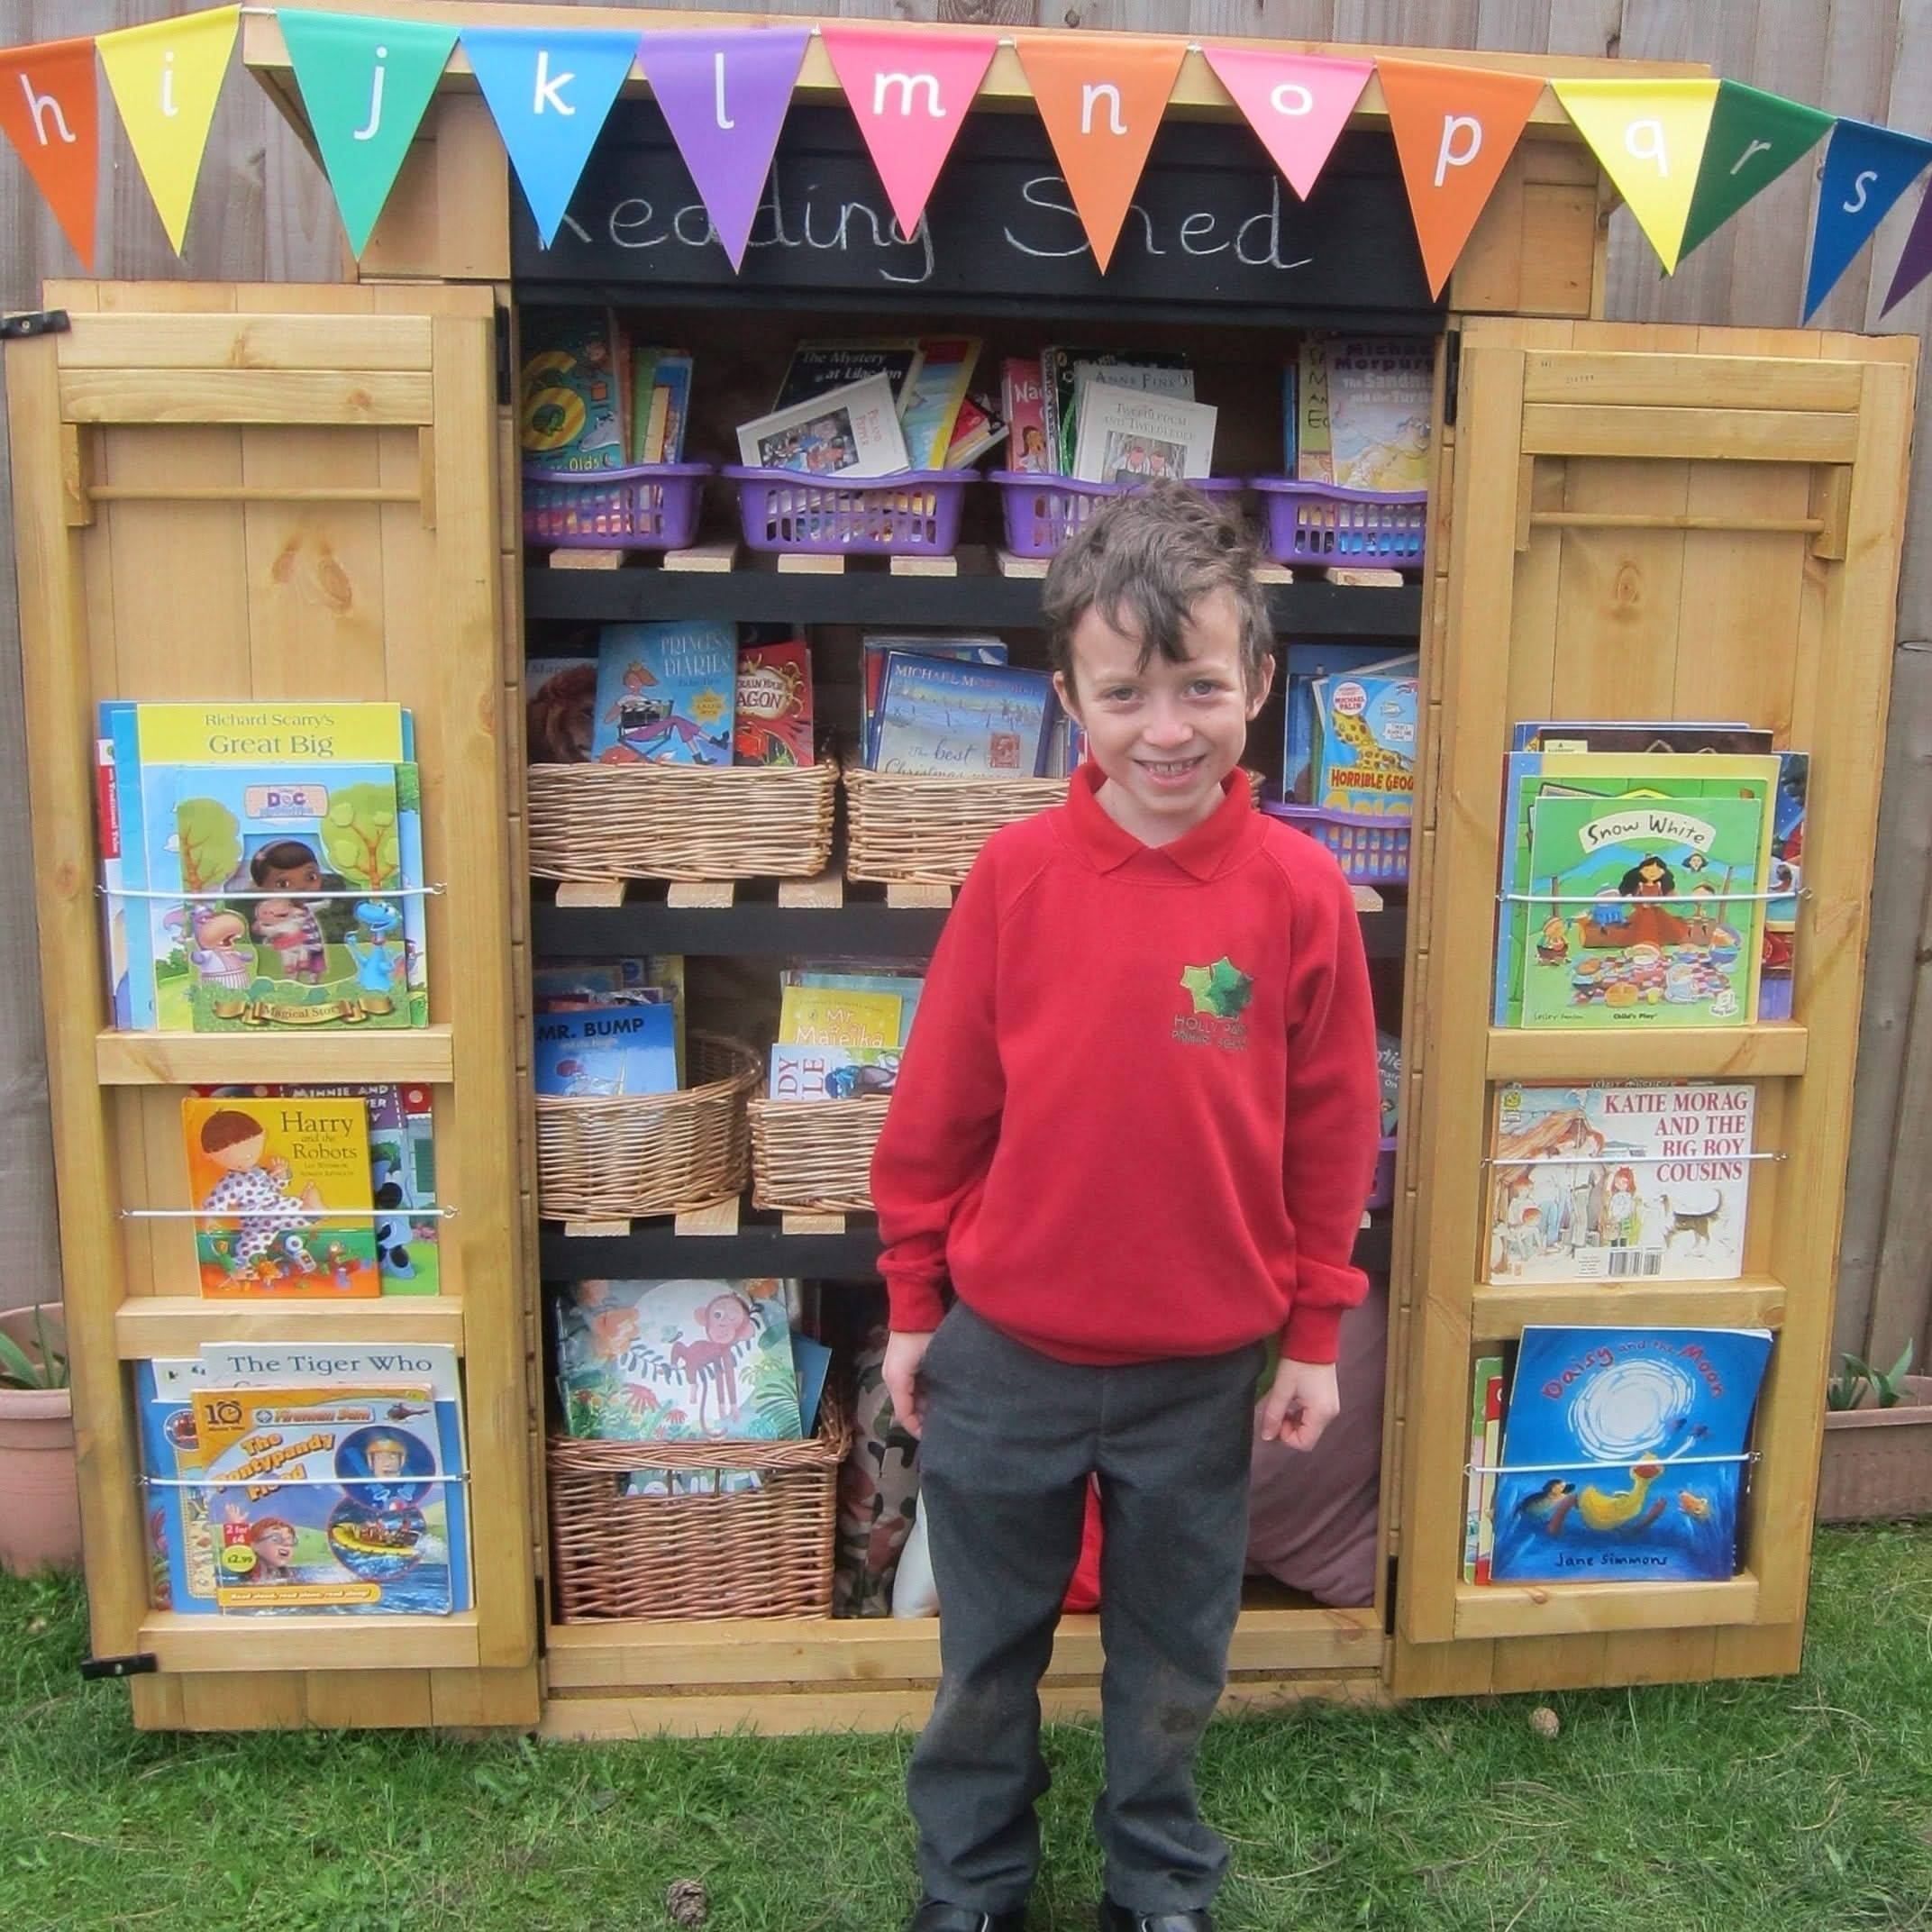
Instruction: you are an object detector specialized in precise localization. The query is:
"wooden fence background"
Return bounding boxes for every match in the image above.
[2,0,1927,1370]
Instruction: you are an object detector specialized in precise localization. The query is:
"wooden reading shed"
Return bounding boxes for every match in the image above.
[5,5,1916,1735]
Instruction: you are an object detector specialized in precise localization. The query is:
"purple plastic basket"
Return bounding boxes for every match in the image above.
[1253,478,1426,572]
[522,461,711,551]
[722,468,971,556]
[990,473,1245,559]
[1366,1135,1399,1213]
[1264,801,1410,887]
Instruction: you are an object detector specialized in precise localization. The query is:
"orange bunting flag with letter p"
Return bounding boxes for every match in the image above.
[1378,59,1546,298]
[0,35,99,269]
[1015,32,1187,273]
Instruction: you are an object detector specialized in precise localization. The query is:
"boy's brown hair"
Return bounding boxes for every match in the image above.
[199,1107,264,1155]
[1040,481,1273,697]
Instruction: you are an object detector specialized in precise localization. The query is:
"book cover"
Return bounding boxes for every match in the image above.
[189,1381,469,1613]
[1071,381,1217,484]
[591,621,737,767]
[1296,336,1333,482]
[533,1002,678,1096]
[96,715,129,1031]
[899,335,980,469]
[769,1043,903,1101]
[1003,358,1050,474]
[181,1094,380,1298]
[860,634,1007,765]
[1488,1326,1773,1585]
[774,338,924,413]
[653,351,693,465]
[1488,1080,1756,1285]
[135,1357,217,1612]
[1280,360,1297,474]
[554,1279,802,1442]
[734,640,816,767]
[1760,753,1808,1022]
[870,653,1056,779]
[1309,670,1418,820]
[1326,336,1434,492]
[1518,786,1773,1030]
[169,763,412,1031]
[736,369,910,478]
[519,306,625,472]
[944,391,1007,469]
[1044,346,1189,475]
[1476,1365,1503,1584]
[785,969,924,1046]
[525,656,598,765]
[778,984,904,1049]
[1463,1352,1503,1582]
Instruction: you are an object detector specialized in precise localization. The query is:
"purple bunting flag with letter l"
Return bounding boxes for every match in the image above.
[638,26,810,270]
[462,24,640,247]
[1803,116,1932,321]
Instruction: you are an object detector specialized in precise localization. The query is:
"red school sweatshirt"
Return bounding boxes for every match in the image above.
[871,761,1382,1367]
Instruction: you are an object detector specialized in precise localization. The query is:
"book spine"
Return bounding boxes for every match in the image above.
[1474,1366,1504,1585]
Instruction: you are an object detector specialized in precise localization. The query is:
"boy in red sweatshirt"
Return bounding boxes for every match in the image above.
[873,484,1382,1932]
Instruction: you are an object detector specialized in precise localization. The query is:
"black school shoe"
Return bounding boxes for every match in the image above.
[905,1902,1028,1932]
[1096,1902,1215,1932]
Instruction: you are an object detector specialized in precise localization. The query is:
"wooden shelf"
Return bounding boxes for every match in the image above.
[1470,1275,1790,1338]
[1485,1023,1808,1081]
[1452,1572,1760,1640]
[96,1025,455,1087]
[140,1609,480,1672]
[114,1296,464,1359]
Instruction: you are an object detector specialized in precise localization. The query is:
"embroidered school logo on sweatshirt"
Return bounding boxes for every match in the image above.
[1175,955,1253,1051]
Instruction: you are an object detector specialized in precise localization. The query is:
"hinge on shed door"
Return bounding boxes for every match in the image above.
[80,1652,158,1681]
[495,304,513,406]
[1,309,69,341]
[1441,329,1462,429]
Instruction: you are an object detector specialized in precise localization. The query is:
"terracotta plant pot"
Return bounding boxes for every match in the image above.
[1816,1374,1932,1524]
[0,1304,81,1576]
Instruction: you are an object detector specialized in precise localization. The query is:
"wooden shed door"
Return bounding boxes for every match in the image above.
[1390,319,1916,1700]
[7,283,535,1728]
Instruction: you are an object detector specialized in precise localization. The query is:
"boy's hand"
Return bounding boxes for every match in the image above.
[1261,1358,1340,1452]
[881,1329,935,1439]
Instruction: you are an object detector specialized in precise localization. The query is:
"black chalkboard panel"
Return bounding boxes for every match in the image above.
[512,103,1442,329]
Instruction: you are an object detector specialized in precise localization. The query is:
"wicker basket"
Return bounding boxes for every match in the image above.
[536,1032,758,1221]
[527,758,837,884]
[749,1095,890,1214]
[547,1384,854,1620]
[845,768,1069,884]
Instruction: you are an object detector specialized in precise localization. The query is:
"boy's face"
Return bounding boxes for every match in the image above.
[1054,588,1271,847]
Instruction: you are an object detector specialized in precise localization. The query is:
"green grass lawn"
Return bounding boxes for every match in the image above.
[3,1528,1928,1932]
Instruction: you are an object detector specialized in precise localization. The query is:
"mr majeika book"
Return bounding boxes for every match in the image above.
[1488,1325,1772,1585]
[182,1095,379,1298]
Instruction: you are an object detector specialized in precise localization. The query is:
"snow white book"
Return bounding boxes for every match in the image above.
[1488,1325,1773,1585]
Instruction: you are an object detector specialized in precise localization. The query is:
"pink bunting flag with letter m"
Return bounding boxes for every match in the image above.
[641,26,810,271]
[1202,47,1372,200]
[820,24,997,240]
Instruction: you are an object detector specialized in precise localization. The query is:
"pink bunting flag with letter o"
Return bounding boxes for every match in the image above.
[1201,47,1372,200]
[640,26,811,271]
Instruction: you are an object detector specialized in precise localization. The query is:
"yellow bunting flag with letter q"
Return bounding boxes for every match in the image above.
[97,5,240,254]
[1553,77,1720,275]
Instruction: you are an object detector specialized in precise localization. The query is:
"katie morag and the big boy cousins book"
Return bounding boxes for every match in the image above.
[1487,1325,1773,1585]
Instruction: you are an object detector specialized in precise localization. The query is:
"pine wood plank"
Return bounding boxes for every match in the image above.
[114,1296,464,1359]
[1470,1278,1789,1339]
[1485,1025,1809,1080]
[777,870,844,909]
[95,1025,456,1086]
[1454,1575,1759,1639]
[1520,354,1866,412]
[57,314,434,372]
[303,1669,436,1728]
[176,1672,309,1731]
[428,1665,542,1730]
[1519,405,1860,464]
[662,542,741,573]
[141,1610,481,1672]
[60,369,435,428]
[666,881,735,907]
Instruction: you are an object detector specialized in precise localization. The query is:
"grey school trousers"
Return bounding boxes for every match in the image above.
[908,1299,1264,1917]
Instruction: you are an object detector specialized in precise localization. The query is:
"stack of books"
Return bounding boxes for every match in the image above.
[532,956,686,1098]
[518,306,692,469]
[769,966,925,1101]
[1002,348,1216,483]
[1288,334,1433,492]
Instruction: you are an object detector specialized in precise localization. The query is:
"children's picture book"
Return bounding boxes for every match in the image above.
[1761,753,1808,1023]
[1310,668,1418,820]
[870,654,1056,778]
[1325,336,1434,492]
[1488,1080,1756,1285]
[1511,721,1772,756]
[136,1357,216,1612]
[1043,346,1189,476]
[525,657,598,764]
[520,306,625,472]
[736,370,910,478]
[591,621,736,767]
[734,640,816,766]
[774,338,924,414]
[554,1279,803,1442]
[1071,382,1217,485]
[778,983,904,1049]
[944,392,1007,469]
[769,1044,902,1101]
[1488,1325,1773,1585]
[860,635,1007,766]
[182,1094,380,1298]
[189,1379,469,1614]
[533,1001,679,1097]
[627,346,694,464]
[898,336,980,469]
[1295,336,1333,481]
[785,968,924,1046]
[1462,1353,1503,1583]
[1003,358,1050,473]
[535,953,687,1082]
[1278,360,1298,475]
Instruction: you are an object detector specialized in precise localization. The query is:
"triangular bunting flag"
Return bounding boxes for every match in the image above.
[1677,80,1835,264]
[280,12,457,258]
[1378,59,1545,299]
[1015,32,1187,272]
[1882,180,1932,314]
[1201,47,1372,200]
[463,23,639,248]
[640,28,809,271]
[0,35,99,269]
[820,24,996,240]
[96,5,239,254]
[1553,77,1719,274]
[1805,117,1932,320]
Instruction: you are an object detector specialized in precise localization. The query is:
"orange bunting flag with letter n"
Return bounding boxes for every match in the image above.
[0,35,99,269]
[1015,32,1187,273]
[96,4,240,255]
[1378,59,1546,298]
